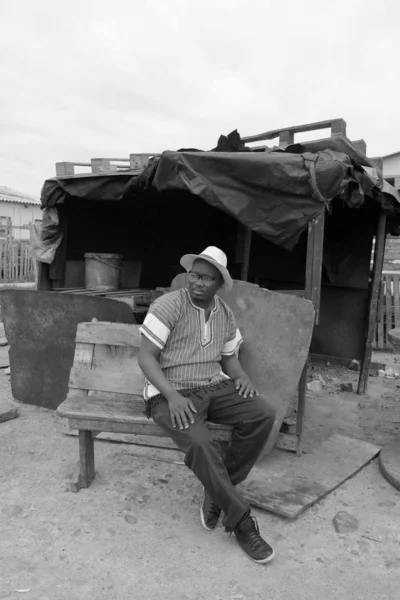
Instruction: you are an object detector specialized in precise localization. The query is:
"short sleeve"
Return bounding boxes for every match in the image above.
[221,309,243,356]
[139,292,181,350]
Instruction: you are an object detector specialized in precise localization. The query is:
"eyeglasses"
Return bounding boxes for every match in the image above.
[188,271,217,287]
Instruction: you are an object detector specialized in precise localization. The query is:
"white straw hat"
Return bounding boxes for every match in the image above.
[180,246,233,291]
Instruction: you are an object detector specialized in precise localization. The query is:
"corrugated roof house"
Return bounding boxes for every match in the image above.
[0,186,40,205]
[0,186,42,240]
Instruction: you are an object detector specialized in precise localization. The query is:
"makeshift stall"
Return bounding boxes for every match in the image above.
[28,119,400,454]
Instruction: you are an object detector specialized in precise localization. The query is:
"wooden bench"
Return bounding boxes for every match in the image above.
[57,320,233,491]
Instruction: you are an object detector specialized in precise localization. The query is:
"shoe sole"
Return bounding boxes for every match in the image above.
[250,549,275,564]
[199,503,214,531]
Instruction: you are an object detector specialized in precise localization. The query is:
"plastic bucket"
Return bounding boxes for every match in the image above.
[84,253,122,291]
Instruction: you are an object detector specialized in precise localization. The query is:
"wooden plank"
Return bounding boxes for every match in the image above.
[68,342,95,398]
[393,275,400,330]
[14,243,18,280]
[279,130,294,148]
[92,344,141,373]
[241,118,347,145]
[239,434,380,519]
[379,438,400,492]
[59,394,146,419]
[3,238,8,282]
[9,243,13,281]
[377,280,385,349]
[74,342,95,365]
[69,366,144,394]
[76,322,141,346]
[0,241,3,282]
[66,427,300,454]
[19,243,23,280]
[358,211,387,394]
[386,273,393,340]
[67,417,233,442]
[25,244,29,279]
[305,211,325,323]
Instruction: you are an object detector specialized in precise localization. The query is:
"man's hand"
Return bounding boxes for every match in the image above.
[167,391,197,430]
[234,376,259,398]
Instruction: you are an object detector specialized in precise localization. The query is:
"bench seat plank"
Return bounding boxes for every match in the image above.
[67,418,233,442]
[58,394,233,442]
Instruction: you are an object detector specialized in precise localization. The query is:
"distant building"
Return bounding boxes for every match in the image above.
[0,186,42,240]
[381,152,400,188]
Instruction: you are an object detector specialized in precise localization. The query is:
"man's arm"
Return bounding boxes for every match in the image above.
[221,353,259,398]
[138,336,197,430]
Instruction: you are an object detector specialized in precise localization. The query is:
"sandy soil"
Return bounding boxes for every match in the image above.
[1,354,400,600]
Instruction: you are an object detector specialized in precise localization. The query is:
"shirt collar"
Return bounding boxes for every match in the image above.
[184,287,218,314]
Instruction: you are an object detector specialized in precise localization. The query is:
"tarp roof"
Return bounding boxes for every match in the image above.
[40,137,400,250]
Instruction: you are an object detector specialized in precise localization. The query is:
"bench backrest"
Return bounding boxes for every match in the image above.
[67,321,145,403]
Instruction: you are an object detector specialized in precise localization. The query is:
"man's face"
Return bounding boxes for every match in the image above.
[188,259,223,304]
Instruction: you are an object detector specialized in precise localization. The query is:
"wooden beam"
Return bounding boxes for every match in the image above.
[305,211,325,324]
[296,361,308,456]
[279,130,294,148]
[240,227,252,281]
[55,162,91,176]
[129,154,158,169]
[296,210,325,455]
[358,210,387,394]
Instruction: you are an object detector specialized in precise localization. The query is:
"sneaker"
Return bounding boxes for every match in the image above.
[233,514,275,564]
[200,490,221,531]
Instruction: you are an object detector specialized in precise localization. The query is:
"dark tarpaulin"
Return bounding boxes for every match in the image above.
[150,149,383,249]
[40,147,400,252]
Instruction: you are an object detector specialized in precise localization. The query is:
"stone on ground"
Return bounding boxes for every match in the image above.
[307,380,323,393]
[332,511,358,533]
[0,400,20,423]
[348,359,360,372]
[340,383,354,392]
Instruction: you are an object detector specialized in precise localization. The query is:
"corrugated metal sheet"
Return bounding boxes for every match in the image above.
[0,186,40,205]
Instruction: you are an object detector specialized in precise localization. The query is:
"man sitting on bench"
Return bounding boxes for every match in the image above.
[138,246,276,564]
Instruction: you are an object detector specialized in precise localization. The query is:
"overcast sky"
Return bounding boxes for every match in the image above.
[1,0,399,197]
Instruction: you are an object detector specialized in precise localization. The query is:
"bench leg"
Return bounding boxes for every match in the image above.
[79,430,95,487]
[68,430,95,492]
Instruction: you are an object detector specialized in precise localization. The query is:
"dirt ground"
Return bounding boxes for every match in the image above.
[1,353,400,600]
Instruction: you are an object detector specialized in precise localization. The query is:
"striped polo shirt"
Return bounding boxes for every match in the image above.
[139,287,243,399]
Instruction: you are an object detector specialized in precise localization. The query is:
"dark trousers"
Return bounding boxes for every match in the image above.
[150,380,276,530]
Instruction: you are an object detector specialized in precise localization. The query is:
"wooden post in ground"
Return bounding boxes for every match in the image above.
[240,227,252,281]
[235,224,252,281]
[296,210,325,456]
[358,210,387,394]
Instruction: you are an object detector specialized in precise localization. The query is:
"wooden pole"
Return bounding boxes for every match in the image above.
[357,210,387,394]
[296,210,325,456]
[240,227,252,281]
